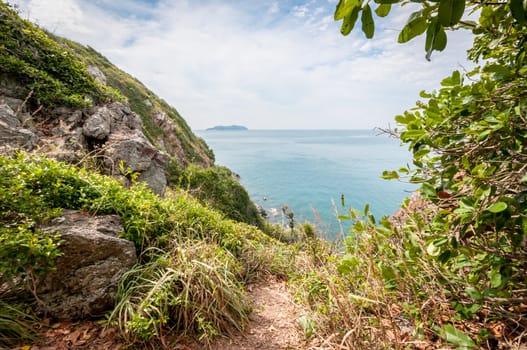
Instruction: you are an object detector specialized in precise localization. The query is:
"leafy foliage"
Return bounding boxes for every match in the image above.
[334,0,526,60]
[391,41,527,339]
[0,2,120,107]
[169,163,266,229]
[291,2,527,348]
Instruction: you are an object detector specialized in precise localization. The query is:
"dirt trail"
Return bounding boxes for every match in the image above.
[213,276,305,350]
[12,276,307,350]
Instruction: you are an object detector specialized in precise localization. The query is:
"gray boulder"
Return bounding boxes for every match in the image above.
[0,103,37,150]
[102,134,169,195]
[87,65,107,85]
[36,102,168,195]
[83,103,168,195]
[37,210,137,320]
[82,106,111,140]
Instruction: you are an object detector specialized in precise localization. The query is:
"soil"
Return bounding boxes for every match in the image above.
[11,276,307,350]
[212,276,305,350]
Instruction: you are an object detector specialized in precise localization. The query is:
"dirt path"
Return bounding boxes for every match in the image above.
[12,276,307,350]
[213,276,305,350]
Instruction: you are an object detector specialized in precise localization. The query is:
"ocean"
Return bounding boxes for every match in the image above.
[196,129,415,237]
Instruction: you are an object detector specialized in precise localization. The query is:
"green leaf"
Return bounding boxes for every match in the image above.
[361,4,375,38]
[465,287,482,301]
[510,0,527,24]
[375,3,391,17]
[433,26,447,51]
[398,11,427,43]
[483,64,512,78]
[425,17,439,52]
[490,271,503,288]
[440,324,477,348]
[438,0,465,27]
[421,182,436,198]
[401,128,425,139]
[427,241,441,256]
[441,70,461,86]
[425,17,447,60]
[340,7,360,35]
[335,0,362,20]
[381,170,399,180]
[487,201,507,213]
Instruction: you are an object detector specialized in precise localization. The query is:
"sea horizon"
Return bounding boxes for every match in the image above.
[197,129,415,238]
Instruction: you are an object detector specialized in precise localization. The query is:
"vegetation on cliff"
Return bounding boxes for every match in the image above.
[169,163,266,229]
[0,153,295,347]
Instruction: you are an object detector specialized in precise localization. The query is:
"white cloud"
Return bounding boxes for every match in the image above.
[292,5,309,18]
[8,0,473,130]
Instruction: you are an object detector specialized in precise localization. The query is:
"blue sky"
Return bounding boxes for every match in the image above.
[10,0,473,130]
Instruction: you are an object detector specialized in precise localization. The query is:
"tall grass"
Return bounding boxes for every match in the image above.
[108,242,251,346]
[290,204,457,349]
[0,299,37,347]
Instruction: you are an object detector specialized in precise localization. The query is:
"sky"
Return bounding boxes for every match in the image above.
[8,0,474,130]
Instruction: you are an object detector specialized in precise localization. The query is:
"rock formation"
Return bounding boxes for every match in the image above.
[0,93,169,195]
[36,210,137,319]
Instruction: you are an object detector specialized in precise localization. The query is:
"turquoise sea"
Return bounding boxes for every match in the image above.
[196,129,416,237]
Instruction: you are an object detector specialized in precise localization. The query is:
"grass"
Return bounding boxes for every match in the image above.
[0,153,296,347]
[0,299,37,348]
[108,242,251,346]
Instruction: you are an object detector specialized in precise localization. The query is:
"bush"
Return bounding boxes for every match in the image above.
[169,163,266,229]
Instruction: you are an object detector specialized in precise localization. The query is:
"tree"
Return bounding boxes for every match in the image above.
[334,0,527,61]
[334,0,527,342]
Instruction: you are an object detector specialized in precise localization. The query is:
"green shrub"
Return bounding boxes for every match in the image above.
[169,164,266,229]
[0,153,297,345]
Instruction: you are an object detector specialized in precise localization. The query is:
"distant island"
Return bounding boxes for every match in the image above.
[206,125,248,131]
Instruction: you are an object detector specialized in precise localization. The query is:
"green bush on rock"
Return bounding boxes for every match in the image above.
[169,163,266,230]
[0,2,120,107]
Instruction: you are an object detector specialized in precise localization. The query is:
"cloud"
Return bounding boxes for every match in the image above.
[292,5,309,17]
[8,0,473,130]
[268,1,279,14]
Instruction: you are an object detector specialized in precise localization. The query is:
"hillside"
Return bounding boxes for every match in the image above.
[0,1,213,169]
[0,1,266,226]
[0,3,297,348]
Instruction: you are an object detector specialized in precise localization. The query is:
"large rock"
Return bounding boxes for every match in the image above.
[87,64,107,85]
[0,103,37,150]
[32,102,168,195]
[85,103,168,195]
[82,106,111,140]
[37,210,137,320]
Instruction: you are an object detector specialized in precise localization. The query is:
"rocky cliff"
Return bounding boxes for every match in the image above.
[0,2,214,195]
